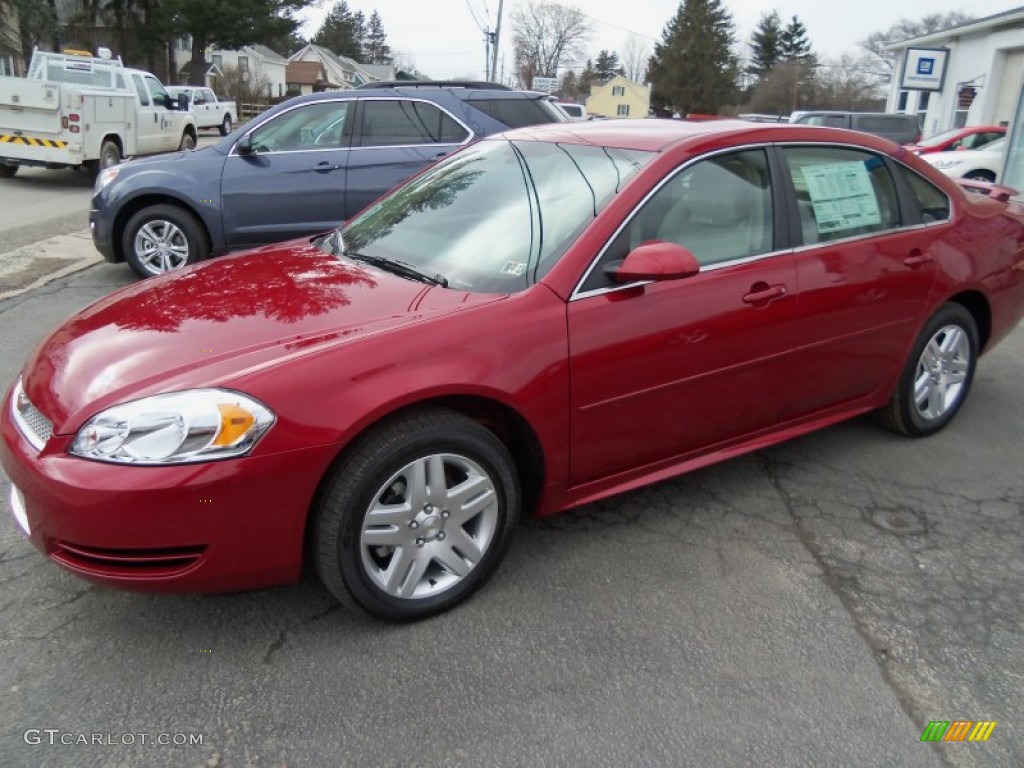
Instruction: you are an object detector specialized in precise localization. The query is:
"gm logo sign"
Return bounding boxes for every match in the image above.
[916,58,935,76]
[921,720,996,742]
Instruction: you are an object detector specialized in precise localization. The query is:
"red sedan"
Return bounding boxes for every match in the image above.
[905,124,1005,155]
[4,120,1024,619]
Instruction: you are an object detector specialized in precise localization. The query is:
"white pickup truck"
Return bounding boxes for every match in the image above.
[0,49,198,179]
[167,86,236,135]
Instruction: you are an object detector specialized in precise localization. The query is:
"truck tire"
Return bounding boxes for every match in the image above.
[219,115,233,136]
[179,131,196,151]
[87,140,121,182]
[0,165,18,179]
[122,204,209,279]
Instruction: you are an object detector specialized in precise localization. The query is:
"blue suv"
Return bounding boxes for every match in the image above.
[90,83,568,277]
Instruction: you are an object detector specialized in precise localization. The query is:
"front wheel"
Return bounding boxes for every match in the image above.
[179,131,196,151]
[122,204,209,278]
[878,303,978,437]
[313,408,521,620]
[219,115,233,136]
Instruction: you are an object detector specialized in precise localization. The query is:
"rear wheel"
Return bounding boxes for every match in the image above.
[122,204,208,278]
[313,408,520,620]
[0,165,17,178]
[878,303,978,437]
[219,115,233,136]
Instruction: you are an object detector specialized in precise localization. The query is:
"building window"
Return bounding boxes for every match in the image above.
[212,54,222,70]
[178,35,190,52]
[916,91,930,129]
[0,55,15,77]
[617,104,630,117]
[897,90,909,112]
[612,85,625,96]
[238,56,249,73]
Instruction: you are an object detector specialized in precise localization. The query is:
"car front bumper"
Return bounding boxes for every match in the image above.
[0,388,334,594]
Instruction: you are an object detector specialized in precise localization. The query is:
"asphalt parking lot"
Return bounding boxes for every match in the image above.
[0,170,1021,767]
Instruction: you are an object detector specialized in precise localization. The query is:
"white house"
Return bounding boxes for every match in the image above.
[175,37,289,100]
[884,7,1024,138]
[288,44,384,90]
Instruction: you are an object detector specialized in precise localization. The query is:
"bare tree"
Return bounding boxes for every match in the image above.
[621,33,650,83]
[859,12,973,84]
[813,54,886,110]
[511,1,590,89]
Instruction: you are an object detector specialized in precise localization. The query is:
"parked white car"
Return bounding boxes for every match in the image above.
[167,86,237,135]
[923,137,1006,183]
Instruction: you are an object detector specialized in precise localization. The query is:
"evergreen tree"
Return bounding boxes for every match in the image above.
[747,10,781,80]
[351,10,366,60]
[167,0,311,86]
[364,10,391,64]
[593,49,623,82]
[577,59,597,98]
[312,0,362,60]
[779,15,812,61]
[647,0,739,115]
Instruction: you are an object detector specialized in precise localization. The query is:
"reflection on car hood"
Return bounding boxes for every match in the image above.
[21,239,503,433]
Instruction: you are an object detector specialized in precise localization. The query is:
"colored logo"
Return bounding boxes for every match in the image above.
[920,720,996,742]
[916,58,935,76]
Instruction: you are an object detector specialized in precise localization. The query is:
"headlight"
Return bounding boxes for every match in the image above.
[94,166,120,191]
[71,389,274,465]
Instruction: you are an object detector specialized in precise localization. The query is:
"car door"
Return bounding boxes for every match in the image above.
[566,148,800,485]
[130,73,161,155]
[220,99,352,248]
[141,74,180,152]
[776,144,941,420]
[344,98,471,220]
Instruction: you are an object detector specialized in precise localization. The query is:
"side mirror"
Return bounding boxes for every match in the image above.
[177,93,190,111]
[235,134,255,155]
[604,240,701,283]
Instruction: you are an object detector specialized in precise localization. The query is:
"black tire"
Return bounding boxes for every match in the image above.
[179,131,196,151]
[0,164,18,178]
[878,303,978,437]
[122,204,209,279]
[219,115,233,136]
[964,170,996,183]
[313,408,521,620]
[87,140,121,182]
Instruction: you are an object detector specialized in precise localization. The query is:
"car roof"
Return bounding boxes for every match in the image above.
[488,118,902,154]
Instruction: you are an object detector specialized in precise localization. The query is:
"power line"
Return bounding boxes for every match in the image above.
[464,0,487,34]
[549,2,658,42]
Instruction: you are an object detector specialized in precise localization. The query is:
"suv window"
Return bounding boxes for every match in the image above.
[249,101,350,152]
[358,100,469,146]
[783,146,900,244]
[466,97,564,128]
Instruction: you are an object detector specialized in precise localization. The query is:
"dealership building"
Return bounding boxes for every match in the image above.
[884,7,1024,192]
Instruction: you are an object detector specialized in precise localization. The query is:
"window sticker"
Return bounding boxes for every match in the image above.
[801,161,881,234]
[501,261,527,276]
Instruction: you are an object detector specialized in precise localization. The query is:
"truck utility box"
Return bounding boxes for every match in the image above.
[0,49,197,179]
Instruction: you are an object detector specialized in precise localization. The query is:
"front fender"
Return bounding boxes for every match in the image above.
[100,153,230,254]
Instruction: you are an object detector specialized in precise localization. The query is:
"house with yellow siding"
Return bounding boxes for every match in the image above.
[585,76,650,119]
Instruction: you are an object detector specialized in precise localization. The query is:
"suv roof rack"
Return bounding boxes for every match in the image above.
[356,80,512,91]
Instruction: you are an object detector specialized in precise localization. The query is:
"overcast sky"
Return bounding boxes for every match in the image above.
[299,0,1015,80]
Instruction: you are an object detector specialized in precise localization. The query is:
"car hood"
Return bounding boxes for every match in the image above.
[21,240,504,433]
[115,145,222,173]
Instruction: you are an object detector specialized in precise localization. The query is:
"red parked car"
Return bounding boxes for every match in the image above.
[4,120,1024,619]
[905,124,1005,155]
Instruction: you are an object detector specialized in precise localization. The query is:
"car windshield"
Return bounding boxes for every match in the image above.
[916,128,975,148]
[337,139,654,293]
[977,137,1005,153]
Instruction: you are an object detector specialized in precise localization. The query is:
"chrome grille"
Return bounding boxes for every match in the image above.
[12,380,53,451]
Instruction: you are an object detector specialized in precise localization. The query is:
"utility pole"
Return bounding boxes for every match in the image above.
[489,0,503,84]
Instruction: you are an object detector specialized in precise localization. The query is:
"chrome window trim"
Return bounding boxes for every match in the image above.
[570,140,951,302]
[229,96,474,157]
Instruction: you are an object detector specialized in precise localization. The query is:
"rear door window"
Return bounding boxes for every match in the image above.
[357,100,469,147]
[894,165,951,223]
[783,146,900,244]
